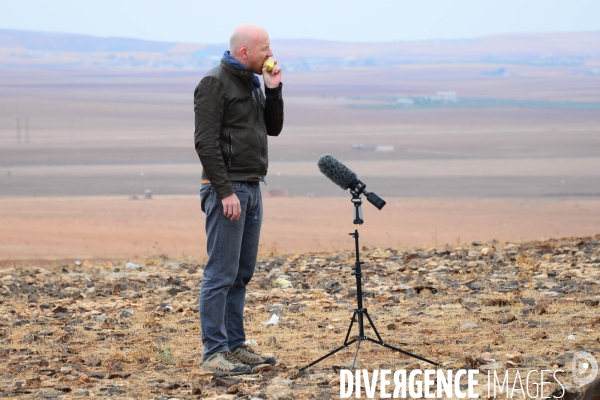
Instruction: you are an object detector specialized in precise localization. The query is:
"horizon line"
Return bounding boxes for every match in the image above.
[2,27,600,47]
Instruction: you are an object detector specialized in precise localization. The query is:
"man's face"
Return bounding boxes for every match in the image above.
[246,32,273,75]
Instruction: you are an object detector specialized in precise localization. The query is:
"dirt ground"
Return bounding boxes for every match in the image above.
[1,196,599,263]
[1,235,599,399]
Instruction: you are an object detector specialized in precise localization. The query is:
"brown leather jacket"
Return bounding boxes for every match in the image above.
[193,60,284,200]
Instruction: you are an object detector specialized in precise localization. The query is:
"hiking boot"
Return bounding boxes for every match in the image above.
[231,345,276,367]
[201,351,252,376]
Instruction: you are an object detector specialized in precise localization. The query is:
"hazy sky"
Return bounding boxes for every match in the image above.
[1,0,599,44]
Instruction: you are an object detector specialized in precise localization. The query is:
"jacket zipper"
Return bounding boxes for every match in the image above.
[253,88,268,176]
[227,132,232,169]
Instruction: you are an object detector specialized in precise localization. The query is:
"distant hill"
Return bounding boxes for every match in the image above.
[1,28,599,70]
[0,29,175,52]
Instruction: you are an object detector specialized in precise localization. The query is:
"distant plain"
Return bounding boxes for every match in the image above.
[1,30,599,260]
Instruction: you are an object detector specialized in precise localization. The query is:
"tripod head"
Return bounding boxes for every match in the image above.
[349,179,386,210]
[351,190,364,225]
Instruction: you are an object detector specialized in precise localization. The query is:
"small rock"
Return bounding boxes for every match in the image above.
[534,302,548,315]
[66,356,84,364]
[214,377,240,387]
[36,393,60,399]
[25,377,41,386]
[480,362,503,371]
[153,336,169,345]
[266,336,277,346]
[532,331,549,340]
[52,306,69,314]
[107,387,126,395]
[265,385,295,400]
[521,307,535,315]
[506,352,523,363]
[55,384,71,392]
[463,302,482,312]
[252,364,274,374]
[227,384,240,394]
[60,366,73,375]
[107,372,131,379]
[111,363,123,372]
[584,299,599,307]
[158,381,181,389]
[499,315,517,324]
[459,322,480,330]
[324,280,339,289]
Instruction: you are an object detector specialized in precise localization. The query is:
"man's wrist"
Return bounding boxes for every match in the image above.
[264,82,282,93]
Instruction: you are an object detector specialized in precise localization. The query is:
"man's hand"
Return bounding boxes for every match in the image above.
[221,193,241,221]
[263,61,282,89]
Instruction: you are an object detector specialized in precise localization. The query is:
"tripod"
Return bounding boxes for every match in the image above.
[299,190,438,372]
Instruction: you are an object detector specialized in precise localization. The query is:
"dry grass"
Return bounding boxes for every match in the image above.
[0,236,599,398]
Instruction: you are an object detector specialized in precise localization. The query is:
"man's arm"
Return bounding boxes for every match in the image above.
[262,64,284,136]
[194,77,241,221]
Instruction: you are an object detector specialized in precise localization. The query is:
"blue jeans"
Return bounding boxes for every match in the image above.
[199,181,263,360]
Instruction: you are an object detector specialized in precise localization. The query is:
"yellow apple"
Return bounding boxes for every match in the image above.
[263,59,276,72]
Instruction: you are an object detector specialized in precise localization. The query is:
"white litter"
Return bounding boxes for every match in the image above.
[275,277,291,287]
[262,314,279,326]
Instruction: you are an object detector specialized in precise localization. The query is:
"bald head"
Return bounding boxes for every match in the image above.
[230,24,267,53]
[229,24,273,74]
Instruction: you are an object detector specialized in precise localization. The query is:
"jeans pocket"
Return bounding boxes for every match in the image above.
[232,182,245,192]
[200,184,214,214]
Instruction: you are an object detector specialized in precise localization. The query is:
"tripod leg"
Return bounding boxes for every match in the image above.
[363,310,383,343]
[362,310,439,367]
[299,339,358,372]
[364,337,439,367]
[299,310,362,371]
[343,311,357,345]
[351,339,362,369]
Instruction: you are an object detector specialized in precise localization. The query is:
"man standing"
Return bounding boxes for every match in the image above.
[193,24,284,376]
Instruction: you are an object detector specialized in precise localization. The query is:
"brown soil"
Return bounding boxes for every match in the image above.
[1,196,599,263]
[0,236,598,398]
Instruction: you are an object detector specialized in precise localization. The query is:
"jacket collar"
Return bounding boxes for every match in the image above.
[221,51,261,90]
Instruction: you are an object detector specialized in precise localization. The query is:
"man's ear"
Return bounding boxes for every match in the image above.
[240,47,248,60]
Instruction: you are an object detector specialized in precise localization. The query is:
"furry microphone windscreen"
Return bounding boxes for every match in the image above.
[317,154,357,190]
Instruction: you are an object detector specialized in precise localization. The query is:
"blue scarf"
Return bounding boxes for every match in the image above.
[223,51,261,90]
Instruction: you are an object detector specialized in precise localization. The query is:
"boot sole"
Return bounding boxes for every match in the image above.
[210,369,252,377]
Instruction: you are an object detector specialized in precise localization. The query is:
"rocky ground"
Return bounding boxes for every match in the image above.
[0,235,599,399]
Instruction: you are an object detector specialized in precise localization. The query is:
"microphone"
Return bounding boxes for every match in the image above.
[317,154,386,210]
